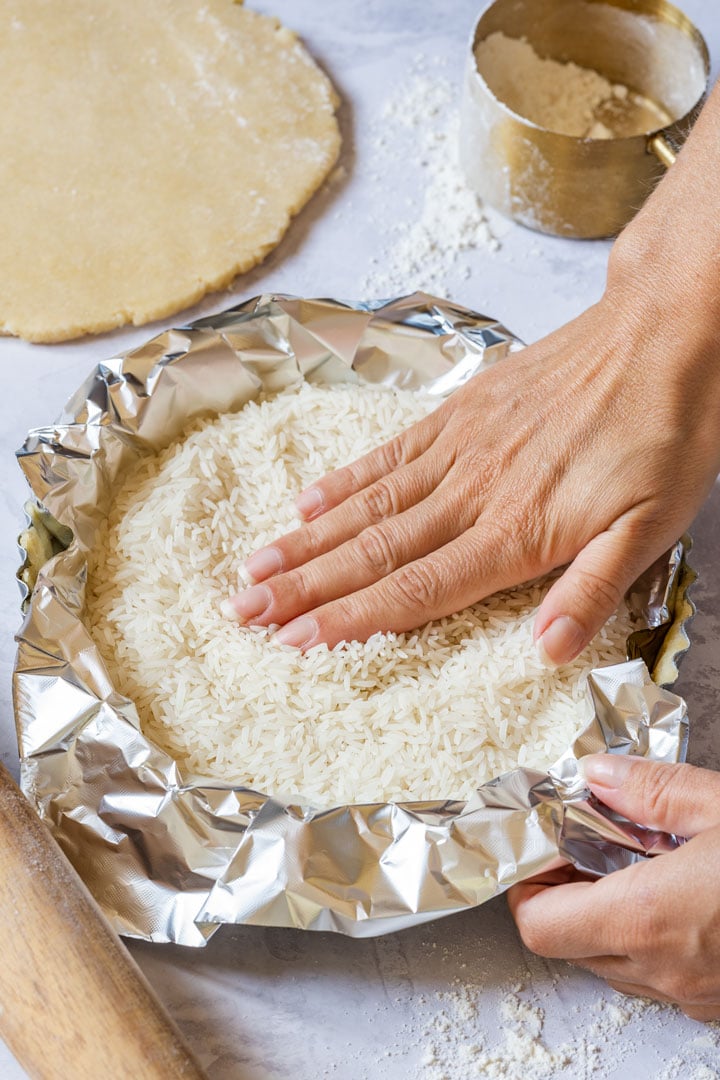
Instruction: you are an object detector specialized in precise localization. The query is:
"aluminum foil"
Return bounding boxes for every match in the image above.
[14,292,692,946]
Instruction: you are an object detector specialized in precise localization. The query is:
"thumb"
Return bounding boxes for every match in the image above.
[534,519,665,666]
[579,754,720,836]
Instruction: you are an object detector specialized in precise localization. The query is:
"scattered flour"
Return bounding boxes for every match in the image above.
[311,927,720,1080]
[414,975,720,1080]
[657,1057,720,1080]
[361,55,501,299]
[420,987,580,1080]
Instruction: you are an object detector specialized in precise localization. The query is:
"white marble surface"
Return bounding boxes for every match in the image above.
[1,1,719,1076]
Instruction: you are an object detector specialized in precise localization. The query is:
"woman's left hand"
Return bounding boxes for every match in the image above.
[507,754,720,1021]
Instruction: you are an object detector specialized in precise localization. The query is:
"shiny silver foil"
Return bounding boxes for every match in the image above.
[14,292,692,946]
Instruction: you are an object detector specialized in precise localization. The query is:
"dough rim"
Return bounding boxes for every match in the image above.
[0,3,341,344]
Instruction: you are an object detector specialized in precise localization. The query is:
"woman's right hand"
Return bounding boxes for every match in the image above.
[223,263,720,653]
[223,80,720,654]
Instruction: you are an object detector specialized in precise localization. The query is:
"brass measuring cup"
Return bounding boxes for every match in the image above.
[460,0,710,237]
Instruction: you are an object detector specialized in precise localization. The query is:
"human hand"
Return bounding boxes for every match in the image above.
[221,80,720,653]
[222,283,720,653]
[507,754,720,1021]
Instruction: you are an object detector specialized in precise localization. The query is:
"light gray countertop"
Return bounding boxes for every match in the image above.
[1,1,719,1076]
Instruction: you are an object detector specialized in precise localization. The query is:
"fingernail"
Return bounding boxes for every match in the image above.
[578,754,633,790]
[222,584,271,624]
[295,488,323,520]
[220,598,241,622]
[237,563,253,588]
[273,616,317,649]
[244,546,282,582]
[536,616,586,667]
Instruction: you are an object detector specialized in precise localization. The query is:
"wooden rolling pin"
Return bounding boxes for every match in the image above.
[0,760,208,1080]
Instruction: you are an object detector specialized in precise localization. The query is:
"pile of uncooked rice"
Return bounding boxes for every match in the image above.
[86,383,632,805]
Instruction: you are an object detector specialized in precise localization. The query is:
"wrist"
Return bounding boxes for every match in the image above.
[606,222,720,340]
[598,229,720,486]
[606,80,720,339]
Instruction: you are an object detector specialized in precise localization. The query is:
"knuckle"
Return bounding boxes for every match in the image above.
[470,492,544,570]
[318,595,357,644]
[358,478,397,522]
[471,512,515,551]
[308,509,360,559]
[471,510,529,567]
[388,561,440,612]
[575,567,623,615]
[344,458,369,493]
[623,508,662,545]
[634,763,683,829]
[378,436,406,473]
[355,524,397,577]
[276,568,313,611]
[292,522,324,562]
[502,498,546,562]
[465,450,504,499]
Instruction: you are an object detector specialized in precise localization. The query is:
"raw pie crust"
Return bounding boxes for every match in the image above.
[0,0,341,342]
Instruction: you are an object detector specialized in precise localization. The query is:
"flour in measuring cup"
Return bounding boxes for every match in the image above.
[474,32,670,139]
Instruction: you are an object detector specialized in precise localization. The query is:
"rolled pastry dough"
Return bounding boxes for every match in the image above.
[0,0,340,341]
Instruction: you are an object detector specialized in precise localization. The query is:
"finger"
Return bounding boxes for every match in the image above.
[681,1004,720,1022]
[224,490,468,628]
[508,865,584,889]
[572,955,634,980]
[243,452,445,584]
[294,408,443,519]
[533,512,668,666]
[604,980,675,1004]
[578,756,720,836]
[508,875,630,960]
[605,982,720,1021]
[574,955,693,1001]
[580,961,720,1018]
[271,519,530,648]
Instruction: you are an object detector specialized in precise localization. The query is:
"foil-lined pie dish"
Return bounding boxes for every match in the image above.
[14,293,694,945]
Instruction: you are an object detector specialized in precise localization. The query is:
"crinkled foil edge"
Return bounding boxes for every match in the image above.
[13,292,692,945]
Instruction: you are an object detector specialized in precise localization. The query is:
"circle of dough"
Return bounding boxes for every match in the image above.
[0,1,341,342]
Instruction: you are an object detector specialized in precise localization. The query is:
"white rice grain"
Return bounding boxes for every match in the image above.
[86,384,631,806]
